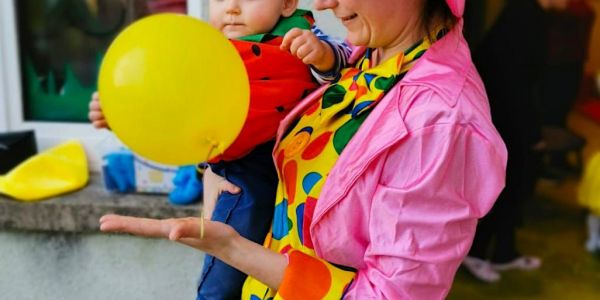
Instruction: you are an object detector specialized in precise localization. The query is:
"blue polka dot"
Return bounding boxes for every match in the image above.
[302,172,322,195]
[272,199,289,240]
[351,101,374,118]
[296,126,313,136]
[364,73,376,86]
[296,203,305,245]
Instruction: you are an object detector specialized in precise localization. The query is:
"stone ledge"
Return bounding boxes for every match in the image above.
[0,174,200,232]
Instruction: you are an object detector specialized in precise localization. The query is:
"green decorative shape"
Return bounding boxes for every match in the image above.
[25,57,99,122]
[333,112,369,154]
[322,84,347,109]
[413,49,427,60]
[374,75,398,91]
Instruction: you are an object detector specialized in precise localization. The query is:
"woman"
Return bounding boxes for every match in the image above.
[100,0,507,298]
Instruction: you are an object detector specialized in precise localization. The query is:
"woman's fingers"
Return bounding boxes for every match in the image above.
[99,214,172,238]
[99,215,205,250]
[100,215,203,242]
[100,215,238,254]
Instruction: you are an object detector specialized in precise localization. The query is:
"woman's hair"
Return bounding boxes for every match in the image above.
[423,0,458,40]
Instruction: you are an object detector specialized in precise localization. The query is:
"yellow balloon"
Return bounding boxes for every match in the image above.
[98,14,249,166]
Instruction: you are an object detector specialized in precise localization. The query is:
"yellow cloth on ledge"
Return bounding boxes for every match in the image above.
[0,140,89,201]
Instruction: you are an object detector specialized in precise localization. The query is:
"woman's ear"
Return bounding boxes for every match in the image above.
[281,0,299,17]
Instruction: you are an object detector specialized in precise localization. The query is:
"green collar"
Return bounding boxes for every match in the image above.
[238,9,313,43]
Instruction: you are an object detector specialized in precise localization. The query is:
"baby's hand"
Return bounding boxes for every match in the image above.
[88,92,109,129]
[281,28,335,73]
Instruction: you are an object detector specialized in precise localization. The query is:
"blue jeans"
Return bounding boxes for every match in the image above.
[196,141,277,300]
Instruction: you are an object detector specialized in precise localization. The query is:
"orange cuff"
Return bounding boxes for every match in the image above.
[276,250,355,300]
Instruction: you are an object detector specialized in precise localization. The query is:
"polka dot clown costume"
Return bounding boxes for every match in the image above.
[242,0,507,298]
[242,26,442,300]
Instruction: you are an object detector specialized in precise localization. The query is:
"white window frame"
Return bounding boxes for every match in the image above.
[0,0,205,171]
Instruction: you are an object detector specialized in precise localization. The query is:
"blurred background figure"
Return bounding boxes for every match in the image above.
[537,0,595,180]
[462,0,570,283]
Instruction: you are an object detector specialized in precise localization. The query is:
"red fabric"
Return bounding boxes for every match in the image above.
[578,99,600,125]
[211,39,318,161]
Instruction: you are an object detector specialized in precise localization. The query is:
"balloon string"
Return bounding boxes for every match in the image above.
[204,139,220,163]
[199,211,205,240]
[199,139,220,240]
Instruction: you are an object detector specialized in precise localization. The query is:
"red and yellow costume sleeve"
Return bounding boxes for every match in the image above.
[210,38,318,162]
[275,250,356,300]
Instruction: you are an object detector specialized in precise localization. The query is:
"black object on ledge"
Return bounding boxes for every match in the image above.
[0,130,37,174]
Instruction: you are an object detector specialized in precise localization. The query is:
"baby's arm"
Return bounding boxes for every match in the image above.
[310,25,351,83]
[280,25,351,84]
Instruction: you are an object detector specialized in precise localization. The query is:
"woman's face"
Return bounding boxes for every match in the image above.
[314,0,425,49]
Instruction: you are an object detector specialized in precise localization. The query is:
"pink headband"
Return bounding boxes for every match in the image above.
[445,0,464,17]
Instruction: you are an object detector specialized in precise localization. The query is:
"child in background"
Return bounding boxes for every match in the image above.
[89,0,350,298]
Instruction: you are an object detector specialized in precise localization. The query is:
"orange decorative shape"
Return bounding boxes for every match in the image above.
[284,131,311,158]
[278,251,332,300]
[283,160,297,204]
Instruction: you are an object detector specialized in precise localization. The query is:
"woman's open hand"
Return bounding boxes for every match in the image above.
[99,214,238,254]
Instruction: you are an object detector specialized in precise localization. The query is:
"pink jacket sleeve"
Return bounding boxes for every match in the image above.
[343,114,505,298]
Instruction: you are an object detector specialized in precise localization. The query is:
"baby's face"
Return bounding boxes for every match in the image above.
[209,0,294,39]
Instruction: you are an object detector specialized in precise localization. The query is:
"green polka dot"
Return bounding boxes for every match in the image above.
[413,49,426,60]
[333,112,369,154]
[374,75,398,91]
[322,84,347,109]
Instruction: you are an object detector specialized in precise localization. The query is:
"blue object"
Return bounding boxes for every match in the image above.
[168,165,203,205]
[102,150,135,193]
[196,141,277,300]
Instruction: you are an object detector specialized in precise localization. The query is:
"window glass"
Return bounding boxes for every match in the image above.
[15,0,186,122]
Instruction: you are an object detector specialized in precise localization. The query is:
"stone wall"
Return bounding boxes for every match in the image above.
[0,231,203,300]
[0,175,204,300]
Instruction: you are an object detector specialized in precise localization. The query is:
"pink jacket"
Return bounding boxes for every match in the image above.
[273,12,507,300]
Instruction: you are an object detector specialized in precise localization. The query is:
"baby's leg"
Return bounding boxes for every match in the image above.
[196,141,277,300]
